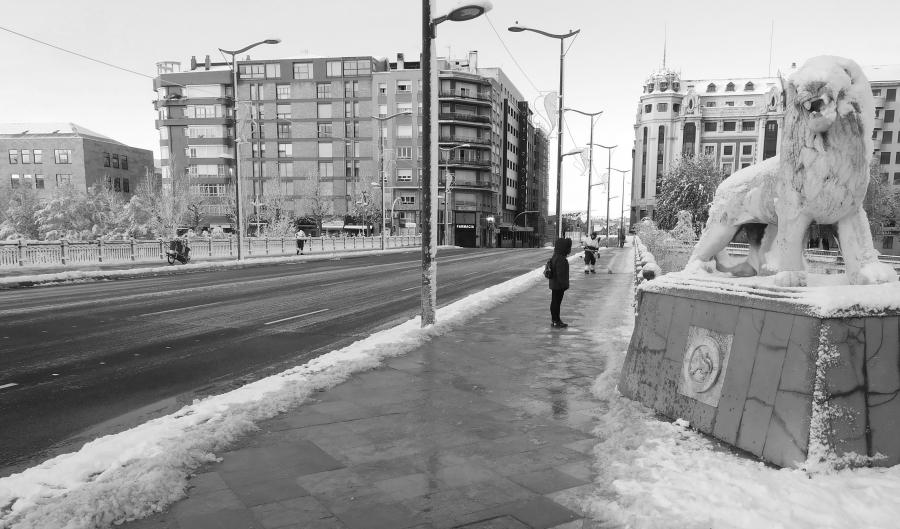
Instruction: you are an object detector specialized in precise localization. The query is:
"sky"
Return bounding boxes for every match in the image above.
[1,0,898,217]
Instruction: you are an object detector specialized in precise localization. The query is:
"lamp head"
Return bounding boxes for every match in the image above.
[264,39,281,45]
[508,26,524,32]
[446,1,492,21]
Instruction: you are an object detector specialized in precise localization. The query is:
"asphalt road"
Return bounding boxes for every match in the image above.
[0,247,551,476]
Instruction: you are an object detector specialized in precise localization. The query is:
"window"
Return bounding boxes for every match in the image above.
[884,236,895,249]
[344,141,359,157]
[725,101,735,107]
[10,174,20,188]
[33,149,42,163]
[56,173,71,185]
[881,151,892,164]
[723,121,736,132]
[103,152,110,167]
[278,162,293,178]
[239,64,266,79]
[886,110,895,123]
[397,147,412,159]
[896,152,900,164]
[277,123,291,138]
[895,172,900,184]
[378,83,387,94]
[186,105,226,118]
[21,150,31,164]
[887,88,897,102]
[883,131,893,144]
[318,122,333,138]
[344,101,359,117]
[278,143,293,157]
[8,150,18,164]
[188,164,227,177]
[644,104,652,113]
[722,163,733,176]
[318,161,334,177]
[744,82,754,91]
[345,121,358,138]
[378,104,388,117]
[113,177,121,192]
[397,169,413,182]
[657,103,668,112]
[742,121,755,132]
[704,145,715,156]
[121,156,128,170]
[184,84,224,98]
[397,101,412,113]
[186,145,231,158]
[317,103,332,118]
[344,80,359,98]
[744,100,754,106]
[342,59,371,76]
[706,83,717,92]
[276,104,291,119]
[741,163,751,169]
[276,84,290,99]
[397,80,412,93]
[400,196,415,205]
[742,144,753,155]
[55,149,72,164]
[317,83,331,99]
[673,103,681,114]
[345,160,360,179]
[398,125,412,138]
[35,174,44,189]
[704,122,717,132]
[873,89,882,96]
[326,61,342,77]
[723,145,734,156]
[188,125,228,138]
[318,142,333,157]
[705,101,716,107]
[726,82,735,92]
[265,63,280,78]
[293,62,312,79]
[160,146,169,160]
[111,154,119,168]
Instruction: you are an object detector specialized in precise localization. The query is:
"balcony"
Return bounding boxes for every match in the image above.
[439,112,491,126]
[439,90,491,105]
[439,135,491,146]
[443,158,491,168]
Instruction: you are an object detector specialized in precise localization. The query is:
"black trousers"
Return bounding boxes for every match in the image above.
[296,239,305,251]
[550,289,565,322]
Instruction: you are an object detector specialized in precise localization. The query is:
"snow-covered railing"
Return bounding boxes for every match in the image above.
[0,236,422,268]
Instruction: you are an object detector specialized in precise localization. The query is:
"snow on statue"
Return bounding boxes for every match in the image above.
[685,56,898,287]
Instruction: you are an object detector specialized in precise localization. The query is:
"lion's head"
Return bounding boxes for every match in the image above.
[783,56,873,173]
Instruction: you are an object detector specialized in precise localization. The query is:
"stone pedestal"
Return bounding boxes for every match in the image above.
[619,275,900,468]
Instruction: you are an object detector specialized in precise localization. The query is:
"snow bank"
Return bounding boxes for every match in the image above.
[584,315,900,529]
[0,264,545,529]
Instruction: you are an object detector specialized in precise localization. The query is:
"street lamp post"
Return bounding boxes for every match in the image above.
[422,0,491,326]
[509,24,580,240]
[439,143,472,246]
[219,38,280,260]
[611,168,631,244]
[588,143,616,246]
[564,108,602,236]
[372,111,412,250]
[513,210,539,247]
[558,148,585,237]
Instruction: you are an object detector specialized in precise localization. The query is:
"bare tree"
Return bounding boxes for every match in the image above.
[257,176,294,237]
[298,172,334,236]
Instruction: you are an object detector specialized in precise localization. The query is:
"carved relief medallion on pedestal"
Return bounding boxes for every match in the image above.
[678,326,733,407]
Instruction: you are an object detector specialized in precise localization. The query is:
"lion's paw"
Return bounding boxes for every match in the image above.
[774,270,807,287]
[684,259,715,275]
[856,262,898,285]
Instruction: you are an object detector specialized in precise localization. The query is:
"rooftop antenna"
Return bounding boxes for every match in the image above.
[767,19,774,76]
[662,24,667,69]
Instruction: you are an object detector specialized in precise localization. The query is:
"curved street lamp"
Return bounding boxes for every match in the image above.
[421,0,492,326]
[589,143,616,246]
[565,108,602,235]
[611,168,631,245]
[219,38,281,260]
[508,24,580,240]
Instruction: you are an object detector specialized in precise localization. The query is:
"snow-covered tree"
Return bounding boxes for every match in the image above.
[655,154,723,232]
[298,172,334,236]
[257,177,294,237]
[864,159,899,237]
[33,184,94,239]
[0,187,41,239]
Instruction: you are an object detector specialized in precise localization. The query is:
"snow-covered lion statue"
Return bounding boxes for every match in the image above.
[685,55,898,287]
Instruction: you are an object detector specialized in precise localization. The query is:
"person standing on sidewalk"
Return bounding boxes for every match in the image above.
[582,232,599,274]
[295,228,307,255]
[548,237,572,328]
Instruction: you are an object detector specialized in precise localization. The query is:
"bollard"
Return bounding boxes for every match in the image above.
[265,237,269,255]
[17,239,25,267]
[130,238,136,261]
[61,239,68,265]
[98,239,104,262]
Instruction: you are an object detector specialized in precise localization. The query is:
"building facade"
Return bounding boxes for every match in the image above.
[868,65,900,254]
[0,123,153,199]
[629,69,786,224]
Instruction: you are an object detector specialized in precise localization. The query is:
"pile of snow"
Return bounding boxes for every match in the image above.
[0,264,545,529]
[580,314,900,528]
[633,236,661,281]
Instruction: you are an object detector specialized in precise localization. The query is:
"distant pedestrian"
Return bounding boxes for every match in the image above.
[548,237,572,328]
[295,228,307,255]
[618,227,626,248]
[582,232,599,274]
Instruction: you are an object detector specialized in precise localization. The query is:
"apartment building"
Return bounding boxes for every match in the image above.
[630,68,786,224]
[868,65,900,254]
[0,123,153,198]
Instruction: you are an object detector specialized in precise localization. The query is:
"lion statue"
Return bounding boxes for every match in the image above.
[685,55,898,287]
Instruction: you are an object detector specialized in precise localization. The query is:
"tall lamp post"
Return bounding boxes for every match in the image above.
[513,210,539,247]
[588,143,616,246]
[564,108,602,235]
[422,0,492,326]
[509,24,580,240]
[439,143,472,246]
[611,168,630,243]
[219,38,280,260]
[559,148,586,236]
[372,111,412,250]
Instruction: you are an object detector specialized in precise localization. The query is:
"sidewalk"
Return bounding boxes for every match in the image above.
[120,248,635,529]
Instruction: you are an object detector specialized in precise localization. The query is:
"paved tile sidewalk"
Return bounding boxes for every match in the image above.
[126,247,635,529]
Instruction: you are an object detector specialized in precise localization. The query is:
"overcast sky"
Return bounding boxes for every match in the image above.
[1,0,897,214]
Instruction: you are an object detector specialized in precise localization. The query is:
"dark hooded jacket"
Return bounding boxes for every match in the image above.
[548,237,571,291]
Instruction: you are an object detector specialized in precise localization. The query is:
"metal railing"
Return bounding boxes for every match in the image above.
[438,112,491,124]
[0,235,422,268]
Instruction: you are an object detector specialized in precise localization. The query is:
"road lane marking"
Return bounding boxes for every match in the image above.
[0,383,18,390]
[463,271,481,276]
[400,286,419,292]
[264,308,330,326]
[140,300,229,317]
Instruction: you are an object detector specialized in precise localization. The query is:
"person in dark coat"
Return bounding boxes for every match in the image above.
[548,237,572,328]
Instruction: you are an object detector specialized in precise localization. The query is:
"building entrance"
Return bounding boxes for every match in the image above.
[455,224,476,247]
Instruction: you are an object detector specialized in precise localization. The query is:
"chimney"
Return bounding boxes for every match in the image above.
[397,53,405,70]
[468,50,478,71]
